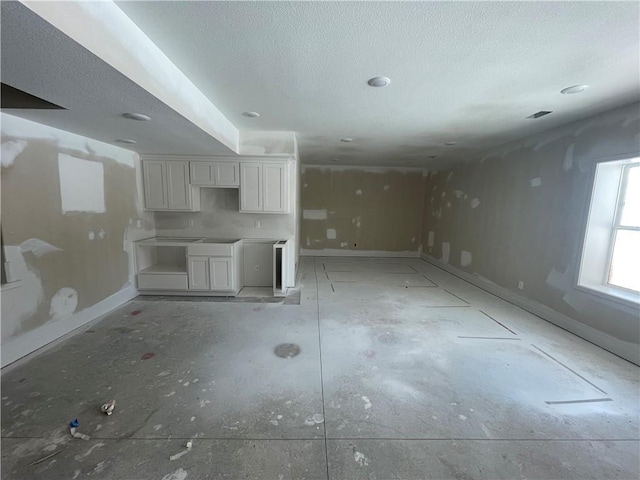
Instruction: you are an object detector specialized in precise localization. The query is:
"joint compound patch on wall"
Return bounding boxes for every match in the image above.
[530,177,542,188]
[454,190,463,199]
[58,154,105,214]
[49,287,79,319]
[442,242,450,263]
[302,209,327,220]
[563,144,575,173]
[1,139,28,167]
[20,238,62,258]
[326,229,337,240]
[427,231,435,247]
[470,198,481,209]
[355,189,363,195]
[461,250,472,267]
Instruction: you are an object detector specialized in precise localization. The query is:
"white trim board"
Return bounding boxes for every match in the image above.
[1,285,138,369]
[301,248,420,258]
[420,253,639,366]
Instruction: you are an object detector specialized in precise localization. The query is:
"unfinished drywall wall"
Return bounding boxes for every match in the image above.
[301,166,424,255]
[421,102,640,364]
[1,114,154,366]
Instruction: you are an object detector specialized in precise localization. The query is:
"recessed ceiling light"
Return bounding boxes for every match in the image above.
[340,138,353,143]
[561,85,589,95]
[445,141,456,146]
[115,138,137,144]
[367,76,391,87]
[122,112,150,121]
[242,111,260,118]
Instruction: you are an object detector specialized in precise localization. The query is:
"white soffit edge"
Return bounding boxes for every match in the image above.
[20,0,240,154]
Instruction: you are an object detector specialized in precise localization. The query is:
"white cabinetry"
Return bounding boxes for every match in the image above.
[136,238,242,295]
[190,161,239,187]
[240,161,289,213]
[187,256,233,291]
[187,256,210,290]
[186,242,240,293]
[142,160,200,211]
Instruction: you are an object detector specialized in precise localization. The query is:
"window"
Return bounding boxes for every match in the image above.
[608,164,640,292]
[578,155,640,306]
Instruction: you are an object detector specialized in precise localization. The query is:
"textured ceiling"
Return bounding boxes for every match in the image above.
[0,1,234,156]
[117,1,640,166]
[2,2,639,166]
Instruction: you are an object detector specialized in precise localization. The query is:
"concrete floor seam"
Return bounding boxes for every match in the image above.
[313,257,331,480]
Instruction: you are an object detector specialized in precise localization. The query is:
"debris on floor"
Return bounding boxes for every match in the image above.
[169,440,193,461]
[100,399,116,415]
[30,450,62,465]
[68,419,90,440]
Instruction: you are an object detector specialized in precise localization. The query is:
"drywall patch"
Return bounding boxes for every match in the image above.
[49,288,79,319]
[340,242,348,248]
[447,172,454,181]
[563,144,575,173]
[88,231,95,241]
[58,154,105,214]
[1,246,45,339]
[98,228,107,239]
[20,238,62,258]
[470,198,481,209]
[461,250,472,267]
[326,229,337,240]
[530,177,542,188]
[442,242,450,263]
[1,140,28,167]
[302,209,328,220]
[454,190,463,199]
[355,189,363,195]
[427,231,435,247]
[383,185,390,190]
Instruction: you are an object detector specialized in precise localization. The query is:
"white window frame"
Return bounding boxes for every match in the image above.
[577,153,640,307]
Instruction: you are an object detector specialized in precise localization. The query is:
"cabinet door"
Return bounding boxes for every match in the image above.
[166,161,192,210]
[143,161,168,210]
[190,162,216,186]
[240,163,263,212]
[210,257,232,290]
[188,256,210,290]
[263,163,288,213]
[215,162,240,187]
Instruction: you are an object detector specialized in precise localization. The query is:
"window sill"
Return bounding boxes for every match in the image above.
[577,282,640,309]
[1,280,23,292]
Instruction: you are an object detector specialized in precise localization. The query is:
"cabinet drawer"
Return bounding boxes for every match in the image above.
[187,243,233,256]
[138,273,188,290]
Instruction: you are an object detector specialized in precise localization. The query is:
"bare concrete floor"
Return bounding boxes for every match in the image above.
[1,257,639,479]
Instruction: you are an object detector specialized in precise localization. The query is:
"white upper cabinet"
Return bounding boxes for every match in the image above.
[143,160,168,209]
[240,161,289,214]
[190,161,239,187]
[263,163,287,213]
[240,163,263,212]
[215,162,240,187]
[142,159,200,211]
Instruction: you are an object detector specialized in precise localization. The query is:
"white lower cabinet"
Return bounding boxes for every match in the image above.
[210,258,233,289]
[188,256,233,291]
[187,256,210,290]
